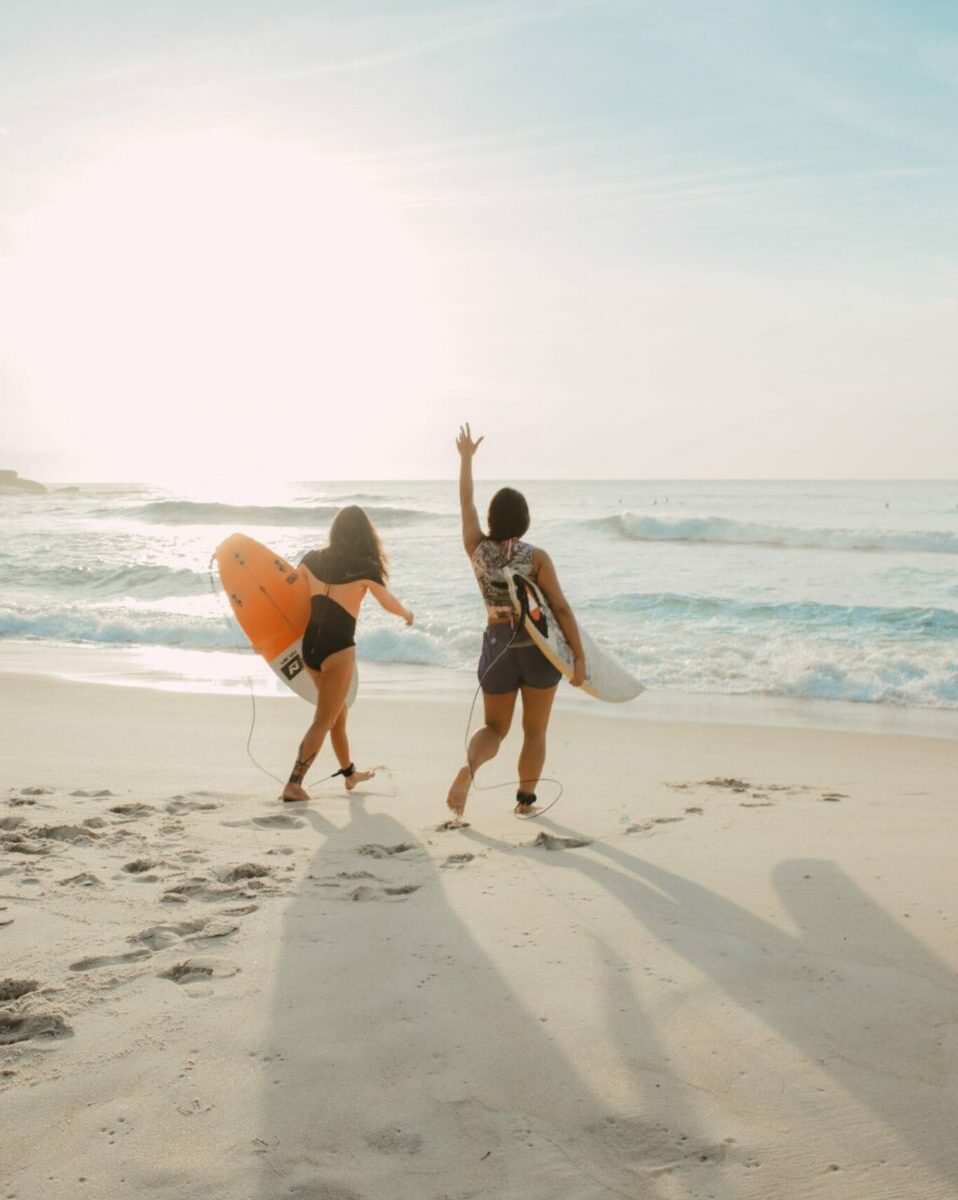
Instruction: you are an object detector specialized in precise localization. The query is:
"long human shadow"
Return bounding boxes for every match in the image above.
[465,815,958,1190]
[254,794,741,1200]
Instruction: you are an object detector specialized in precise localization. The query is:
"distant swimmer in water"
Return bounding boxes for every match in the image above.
[446,424,586,818]
[282,506,413,803]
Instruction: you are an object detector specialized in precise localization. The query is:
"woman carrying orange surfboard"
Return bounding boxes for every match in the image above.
[283,506,413,803]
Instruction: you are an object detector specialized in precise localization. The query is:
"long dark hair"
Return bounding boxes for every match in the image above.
[326,505,388,581]
[487,487,530,542]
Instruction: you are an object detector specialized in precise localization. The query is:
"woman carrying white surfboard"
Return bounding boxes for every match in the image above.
[446,424,587,818]
[283,506,413,803]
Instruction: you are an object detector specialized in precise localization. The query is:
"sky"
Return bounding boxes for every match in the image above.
[1,0,956,482]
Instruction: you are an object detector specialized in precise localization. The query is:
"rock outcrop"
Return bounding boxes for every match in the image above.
[0,470,47,494]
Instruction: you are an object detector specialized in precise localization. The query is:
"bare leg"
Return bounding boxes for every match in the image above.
[516,683,558,809]
[282,650,356,802]
[446,690,517,817]
[329,703,375,792]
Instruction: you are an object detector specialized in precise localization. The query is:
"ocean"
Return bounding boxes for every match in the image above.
[2,479,957,734]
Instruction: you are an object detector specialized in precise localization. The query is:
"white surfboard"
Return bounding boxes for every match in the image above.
[268,639,359,707]
[505,570,644,703]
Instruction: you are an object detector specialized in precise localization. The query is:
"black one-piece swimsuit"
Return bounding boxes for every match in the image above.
[302,591,357,670]
[299,549,383,671]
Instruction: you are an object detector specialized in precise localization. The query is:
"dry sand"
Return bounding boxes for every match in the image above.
[2,671,958,1199]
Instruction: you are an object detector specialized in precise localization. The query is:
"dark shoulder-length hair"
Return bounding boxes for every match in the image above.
[487,487,530,542]
[327,505,388,581]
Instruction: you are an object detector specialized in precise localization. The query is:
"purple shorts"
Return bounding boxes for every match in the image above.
[478,625,562,694]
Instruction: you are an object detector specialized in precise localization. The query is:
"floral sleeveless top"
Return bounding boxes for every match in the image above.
[471,538,536,618]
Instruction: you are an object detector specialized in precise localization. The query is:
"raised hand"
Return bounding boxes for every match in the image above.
[456,423,484,458]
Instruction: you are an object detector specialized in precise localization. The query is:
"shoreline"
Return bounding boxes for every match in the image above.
[3,637,957,742]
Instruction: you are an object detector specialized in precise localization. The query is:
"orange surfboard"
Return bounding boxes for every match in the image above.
[214,532,358,706]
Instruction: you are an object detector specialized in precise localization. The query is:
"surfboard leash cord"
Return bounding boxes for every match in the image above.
[206,557,287,786]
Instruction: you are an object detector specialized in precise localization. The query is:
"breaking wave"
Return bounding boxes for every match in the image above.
[121,500,438,527]
[595,514,958,555]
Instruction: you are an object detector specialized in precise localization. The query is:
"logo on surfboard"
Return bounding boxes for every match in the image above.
[280,652,304,680]
[513,574,549,637]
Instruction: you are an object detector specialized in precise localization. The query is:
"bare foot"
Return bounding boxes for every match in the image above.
[344,768,376,792]
[282,784,310,803]
[514,801,540,816]
[446,766,472,817]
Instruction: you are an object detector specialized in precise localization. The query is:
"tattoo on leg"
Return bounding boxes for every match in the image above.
[288,747,317,785]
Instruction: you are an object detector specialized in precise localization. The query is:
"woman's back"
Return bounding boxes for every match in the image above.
[300,547,384,617]
[471,537,537,618]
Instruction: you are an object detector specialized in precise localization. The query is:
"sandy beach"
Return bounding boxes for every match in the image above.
[1,672,956,1199]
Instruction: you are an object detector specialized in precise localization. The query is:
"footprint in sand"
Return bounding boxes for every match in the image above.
[122,858,158,874]
[109,803,155,819]
[162,863,275,904]
[253,814,304,829]
[165,796,222,814]
[581,1115,758,1174]
[222,814,304,830]
[704,777,752,793]
[184,920,239,943]
[309,870,378,883]
[0,979,39,1002]
[532,832,592,851]
[47,823,101,843]
[357,842,418,859]
[70,949,152,972]
[58,872,105,888]
[365,1126,424,1154]
[441,853,474,868]
[0,1011,72,1045]
[348,883,421,902]
[435,818,470,831]
[129,920,209,950]
[287,1181,361,1200]
[127,918,238,951]
[1,831,53,855]
[159,957,239,984]
[3,821,97,849]
[215,863,271,883]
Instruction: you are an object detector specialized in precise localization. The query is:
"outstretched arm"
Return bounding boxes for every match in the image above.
[367,581,413,626]
[456,423,485,556]
[533,549,587,687]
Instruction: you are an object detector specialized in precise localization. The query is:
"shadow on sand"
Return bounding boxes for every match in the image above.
[255,793,744,1200]
[463,814,958,1193]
